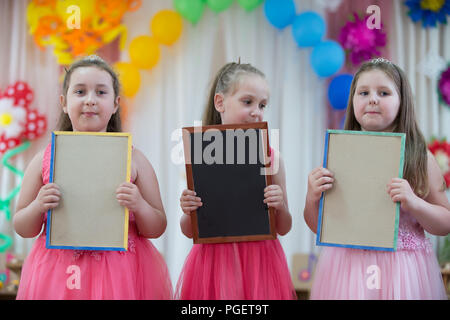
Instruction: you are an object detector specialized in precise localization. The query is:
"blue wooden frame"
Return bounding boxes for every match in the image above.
[316,129,406,252]
[45,131,132,251]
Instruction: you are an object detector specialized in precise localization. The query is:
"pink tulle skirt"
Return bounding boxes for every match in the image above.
[176,239,296,300]
[310,247,447,300]
[16,223,173,300]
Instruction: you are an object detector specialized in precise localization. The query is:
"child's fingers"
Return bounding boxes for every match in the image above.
[264,189,282,197]
[182,206,199,214]
[316,176,334,186]
[44,195,60,203]
[182,189,196,196]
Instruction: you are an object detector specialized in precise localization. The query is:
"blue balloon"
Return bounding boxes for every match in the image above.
[292,11,325,48]
[264,0,296,30]
[310,40,344,78]
[328,74,354,110]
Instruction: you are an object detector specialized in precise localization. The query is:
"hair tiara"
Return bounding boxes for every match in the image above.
[371,57,392,65]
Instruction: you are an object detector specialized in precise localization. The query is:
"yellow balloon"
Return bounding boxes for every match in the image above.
[151,10,183,46]
[114,62,141,98]
[129,36,160,70]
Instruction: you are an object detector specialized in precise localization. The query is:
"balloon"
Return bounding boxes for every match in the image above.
[207,0,233,13]
[151,10,183,46]
[237,0,264,11]
[264,0,296,30]
[292,11,326,48]
[174,0,204,25]
[114,62,141,98]
[328,74,354,110]
[310,40,345,78]
[129,35,160,70]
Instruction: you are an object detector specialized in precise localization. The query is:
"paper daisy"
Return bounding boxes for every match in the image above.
[0,98,26,139]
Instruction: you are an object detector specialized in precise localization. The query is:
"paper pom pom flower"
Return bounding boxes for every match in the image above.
[26,0,141,65]
[428,138,450,189]
[405,0,450,28]
[338,13,387,66]
[438,64,450,107]
[0,81,47,155]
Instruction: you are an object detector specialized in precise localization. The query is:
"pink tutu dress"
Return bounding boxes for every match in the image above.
[16,144,173,300]
[310,209,447,299]
[176,240,296,300]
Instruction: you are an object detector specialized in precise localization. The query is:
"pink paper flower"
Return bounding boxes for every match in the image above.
[438,65,450,107]
[339,13,387,65]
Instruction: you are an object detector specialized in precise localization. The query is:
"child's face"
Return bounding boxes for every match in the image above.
[214,74,269,125]
[353,69,400,132]
[61,66,119,132]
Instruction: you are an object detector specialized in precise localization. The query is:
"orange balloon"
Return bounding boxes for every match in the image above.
[151,10,183,46]
[129,35,160,70]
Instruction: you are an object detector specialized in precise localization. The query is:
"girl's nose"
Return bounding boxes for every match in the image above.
[250,106,262,119]
[369,92,379,105]
[85,91,97,106]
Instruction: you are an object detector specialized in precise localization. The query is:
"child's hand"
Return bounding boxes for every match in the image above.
[264,185,286,212]
[306,167,334,202]
[116,182,145,212]
[33,183,61,212]
[387,178,420,212]
[180,189,202,215]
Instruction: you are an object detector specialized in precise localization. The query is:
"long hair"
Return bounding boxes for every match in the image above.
[57,55,122,132]
[203,62,265,125]
[344,58,429,198]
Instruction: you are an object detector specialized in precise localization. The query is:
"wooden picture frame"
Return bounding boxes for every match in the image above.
[46,131,132,251]
[182,121,277,244]
[316,130,406,251]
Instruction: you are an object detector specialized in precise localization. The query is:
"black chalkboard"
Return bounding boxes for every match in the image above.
[182,122,277,244]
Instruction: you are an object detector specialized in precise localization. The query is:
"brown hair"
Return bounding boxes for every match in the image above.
[344,58,429,198]
[203,62,265,125]
[57,55,122,132]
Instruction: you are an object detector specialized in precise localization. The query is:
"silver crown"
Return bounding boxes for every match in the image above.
[85,54,105,62]
[371,57,392,64]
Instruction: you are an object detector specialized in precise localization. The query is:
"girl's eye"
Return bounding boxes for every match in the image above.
[98,90,107,95]
[75,90,84,94]
[380,91,389,96]
[259,104,266,109]
[243,99,252,105]
[359,91,368,96]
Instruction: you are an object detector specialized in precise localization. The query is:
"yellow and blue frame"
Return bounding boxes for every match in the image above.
[45,131,132,251]
[316,129,406,252]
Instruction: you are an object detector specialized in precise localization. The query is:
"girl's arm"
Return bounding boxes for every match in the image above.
[267,153,292,236]
[116,148,167,238]
[388,151,450,236]
[14,150,61,238]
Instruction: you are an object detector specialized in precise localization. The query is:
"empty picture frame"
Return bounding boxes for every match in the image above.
[46,131,132,251]
[316,130,406,251]
[182,121,277,244]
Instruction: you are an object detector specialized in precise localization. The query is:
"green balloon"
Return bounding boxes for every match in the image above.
[237,0,264,11]
[207,0,233,13]
[174,0,204,24]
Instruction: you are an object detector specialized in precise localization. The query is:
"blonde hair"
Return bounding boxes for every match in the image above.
[344,58,429,198]
[203,62,265,125]
[57,55,122,132]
